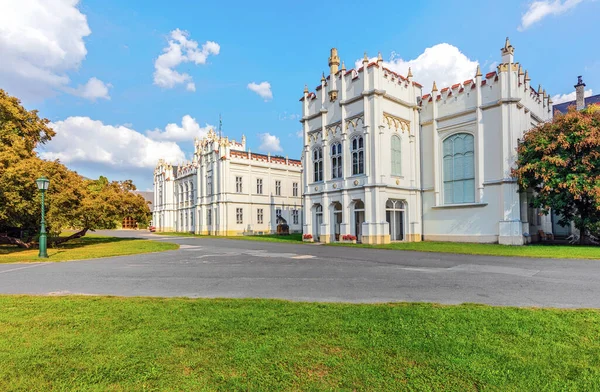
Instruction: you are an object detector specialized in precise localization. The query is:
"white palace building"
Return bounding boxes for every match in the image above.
[154,38,556,245]
[301,38,553,245]
[153,129,303,235]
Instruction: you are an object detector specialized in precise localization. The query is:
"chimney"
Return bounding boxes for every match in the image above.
[575,75,586,110]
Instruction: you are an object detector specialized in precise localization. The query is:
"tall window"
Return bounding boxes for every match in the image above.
[443,133,475,204]
[207,175,213,196]
[293,182,298,197]
[257,178,263,194]
[257,208,264,224]
[189,183,194,202]
[331,142,342,179]
[236,176,243,193]
[276,209,282,218]
[236,208,243,224]
[184,183,188,202]
[275,180,281,196]
[292,210,299,225]
[313,148,323,182]
[207,210,212,225]
[391,135,401,176]
[351,136,364,175]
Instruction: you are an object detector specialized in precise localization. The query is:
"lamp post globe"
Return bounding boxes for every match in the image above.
[36,176,50,258]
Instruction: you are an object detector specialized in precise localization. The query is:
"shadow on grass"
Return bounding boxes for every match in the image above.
[0,235,142,256]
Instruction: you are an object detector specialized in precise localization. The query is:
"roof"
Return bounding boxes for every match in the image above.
[135,191,154,204]
[553,94,600,114]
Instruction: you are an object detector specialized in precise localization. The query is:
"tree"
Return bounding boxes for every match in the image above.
[0,89,151,248]
[513,105,600,244]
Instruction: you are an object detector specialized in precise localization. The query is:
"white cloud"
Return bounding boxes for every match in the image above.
[258,133,282,153]
[69,77,111,101]
[519,0,584,31]
[41,117,186,169]
[357,44,478,93]
[248,82,273,101]
[279,112,301,121]
[153,29,220,90]
[0,0,109,100]
[296,130,303,138]
[146,115,214,142]
[551,88,593,104]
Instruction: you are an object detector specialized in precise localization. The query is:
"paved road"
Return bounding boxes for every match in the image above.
[1,230,599,308]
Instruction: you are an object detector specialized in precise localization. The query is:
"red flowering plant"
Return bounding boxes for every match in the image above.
[303,234,313,239]
[342,234,357,241]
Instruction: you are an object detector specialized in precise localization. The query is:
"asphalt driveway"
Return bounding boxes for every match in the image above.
[1,230,599,308]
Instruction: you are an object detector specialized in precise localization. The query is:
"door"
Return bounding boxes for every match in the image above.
[354,211,364,243]
[315,212,322,242]
[552,210,571,238]
[386,210,404,241]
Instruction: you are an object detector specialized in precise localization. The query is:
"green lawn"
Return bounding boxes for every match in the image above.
[157,231,304,244]
[0,296,598,391]
[0,236,179,263]
[329,241,600,259]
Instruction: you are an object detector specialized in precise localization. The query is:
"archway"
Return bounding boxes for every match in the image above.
[386,199,405,241]
[332,202,342,241]
[314,204,323,242]
[353,200,365,242]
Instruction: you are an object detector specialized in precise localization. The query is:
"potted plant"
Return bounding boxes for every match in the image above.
[302,233,314,242]
[341,234,357,244]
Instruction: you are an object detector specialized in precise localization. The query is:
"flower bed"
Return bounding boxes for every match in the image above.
[341,234,357,244]
[302,234,314,242]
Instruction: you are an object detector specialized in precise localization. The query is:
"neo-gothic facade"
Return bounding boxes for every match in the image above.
[301,39,554,245]
[153,129,303,235]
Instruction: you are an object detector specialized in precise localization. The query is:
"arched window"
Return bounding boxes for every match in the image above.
[313,148,323,182]
[443,133,475,204]
[351,136,364,175]
[331,142,342,179]
[391,135,401,176]
[184,183,189,202]
[189,182,194,202]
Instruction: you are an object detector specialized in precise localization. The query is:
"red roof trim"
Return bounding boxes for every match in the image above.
[485,71,496,79]
[412,82,422,88]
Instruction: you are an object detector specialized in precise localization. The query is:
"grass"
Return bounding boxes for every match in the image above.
[0,296,599,391]
[0,235,179,263]
[328,241,600,259]
[156,231,304,244]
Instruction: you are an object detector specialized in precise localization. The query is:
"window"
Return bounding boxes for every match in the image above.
[313,148,323,182]
[191,213,194,227]
[275,180,281,196]
[276,209,282,218]
[292,210,299,225]
[236,208,243,224]
[207,175,213,196]
[293,182,298,197]
[189,183,194,202]
[331,142,342,179]
[443,133,475,204]
[351,136,364,175]
[236,176,243,193]
[391,135,401,176]
[207,210,212,225]
[257,178,263,194]
[257,208,264,224]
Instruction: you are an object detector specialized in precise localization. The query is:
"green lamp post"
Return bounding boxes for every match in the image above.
[36,176,50,258]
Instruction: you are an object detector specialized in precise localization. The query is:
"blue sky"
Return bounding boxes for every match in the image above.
[2,0,599,190]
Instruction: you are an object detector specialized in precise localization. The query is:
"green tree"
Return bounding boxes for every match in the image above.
[0,89,151,248]
[513,105,600,244]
